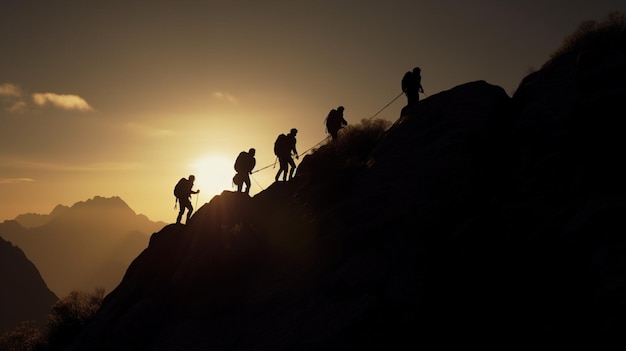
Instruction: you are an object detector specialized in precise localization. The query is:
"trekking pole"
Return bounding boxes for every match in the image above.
[195,193,199,209]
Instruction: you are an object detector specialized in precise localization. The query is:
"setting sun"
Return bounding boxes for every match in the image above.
[188,154,236,203]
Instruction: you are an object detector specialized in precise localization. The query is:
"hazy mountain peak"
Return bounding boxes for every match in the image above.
[71,195,134,212]
[13,204,70,228]
[49,204,70,216]
[12,197,132,229]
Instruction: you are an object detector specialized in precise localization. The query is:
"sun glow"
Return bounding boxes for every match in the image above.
[188,154,236,204]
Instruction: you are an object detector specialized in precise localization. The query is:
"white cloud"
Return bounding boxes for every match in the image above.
[8,101,27,113]
[1,84,95,113]
[0,83,26,112]
[0,83,22,97]
[213,91,238,103]
[0,177,34,184]
[32,92,94,112]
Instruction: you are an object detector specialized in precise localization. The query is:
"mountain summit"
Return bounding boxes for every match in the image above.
[64,42,626,349]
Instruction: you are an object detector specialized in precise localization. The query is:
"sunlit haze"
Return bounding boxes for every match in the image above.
[1,0,624,223]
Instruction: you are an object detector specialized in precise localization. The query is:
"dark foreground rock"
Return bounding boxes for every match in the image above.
[0,237,58,334]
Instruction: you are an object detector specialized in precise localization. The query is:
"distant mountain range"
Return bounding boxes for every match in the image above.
[0,196,167,298]
[0,236,58,335]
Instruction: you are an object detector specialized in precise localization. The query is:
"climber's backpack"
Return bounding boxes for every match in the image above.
[234,151,247,173]
[274,134,289,156]
[173,178,186,198]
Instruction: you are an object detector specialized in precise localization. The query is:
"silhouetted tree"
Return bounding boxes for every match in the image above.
[45,288,104,350]
[0,320,44,351]
[301,118,391,186]
[333,118,391,164]
[551,11,626,58]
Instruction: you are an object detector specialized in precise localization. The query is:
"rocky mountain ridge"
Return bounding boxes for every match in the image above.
[64,45,626,349]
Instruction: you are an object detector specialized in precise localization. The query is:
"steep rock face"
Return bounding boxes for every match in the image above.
[66,81,514,350]
[502,49,626,333]
[508,50,626,234]
[66,49,626,349]
[0,237,58,334]
[345,81,513,333]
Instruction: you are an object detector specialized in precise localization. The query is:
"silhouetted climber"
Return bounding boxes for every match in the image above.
[401,67,424,108]
[173,175,199,224]
[233,148,256,194]
[274,128,299,181]
[325,106,348,141]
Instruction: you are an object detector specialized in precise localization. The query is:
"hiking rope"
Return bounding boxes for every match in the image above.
[251,158,277,174]
[368,91,404,120]
[251,173,265,191]
[298,135,331,156]
[250,91,404,178]
[298,91,403,155]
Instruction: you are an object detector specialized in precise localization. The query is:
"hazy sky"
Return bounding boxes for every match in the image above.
[1,0,624,223]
